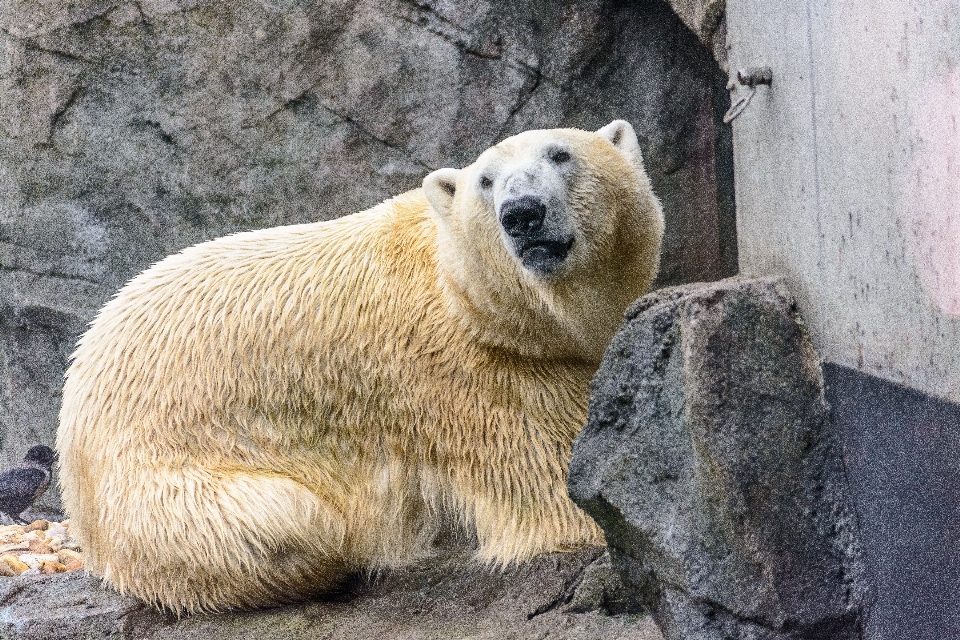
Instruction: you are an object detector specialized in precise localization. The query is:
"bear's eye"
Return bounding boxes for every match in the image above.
[549,149,572,164]
[479,175,493,189]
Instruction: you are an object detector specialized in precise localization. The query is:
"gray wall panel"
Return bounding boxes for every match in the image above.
[728,0,960,404]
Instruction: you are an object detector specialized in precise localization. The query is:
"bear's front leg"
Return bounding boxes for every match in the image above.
[443,439,605,565]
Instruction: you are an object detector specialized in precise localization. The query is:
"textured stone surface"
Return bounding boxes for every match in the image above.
[568,278,868,640]
[665,0,728,70]
[0,0,734,513]
[0,545,664,639]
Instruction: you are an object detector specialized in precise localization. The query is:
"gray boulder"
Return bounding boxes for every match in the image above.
[0,0,734,513]
[0,545,664,639]
[568,278,869,640]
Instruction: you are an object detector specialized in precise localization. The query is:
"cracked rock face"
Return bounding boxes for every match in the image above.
[0,0,733,512]
[568,278,869,640]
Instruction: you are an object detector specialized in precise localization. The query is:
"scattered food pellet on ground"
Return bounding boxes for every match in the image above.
[0,521,82,576]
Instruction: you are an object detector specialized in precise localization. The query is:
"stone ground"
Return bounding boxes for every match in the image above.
[0,544,664,640]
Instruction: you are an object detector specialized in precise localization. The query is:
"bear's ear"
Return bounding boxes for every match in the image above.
[423,168,462,219]
[596,120,644,168]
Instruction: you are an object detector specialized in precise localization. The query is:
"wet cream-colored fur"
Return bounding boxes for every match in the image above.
[57,121,664,613]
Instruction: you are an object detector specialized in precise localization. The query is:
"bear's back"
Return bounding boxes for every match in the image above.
[58,190,448,472]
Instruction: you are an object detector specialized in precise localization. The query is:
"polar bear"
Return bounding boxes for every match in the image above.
[56,120,664,613]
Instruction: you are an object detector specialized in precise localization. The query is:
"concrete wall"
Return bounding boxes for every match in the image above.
[726,2,960,638]
[727,0,960,404]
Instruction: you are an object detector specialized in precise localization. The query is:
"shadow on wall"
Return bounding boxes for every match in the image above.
[825,363,960,640]
[0,0,735,511]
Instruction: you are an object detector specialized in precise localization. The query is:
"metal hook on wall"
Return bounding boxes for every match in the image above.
[723,67,773,124]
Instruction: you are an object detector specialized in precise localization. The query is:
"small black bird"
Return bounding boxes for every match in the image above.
[0,446,57,524]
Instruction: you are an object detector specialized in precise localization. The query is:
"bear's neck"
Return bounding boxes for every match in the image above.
[436,267,624,365]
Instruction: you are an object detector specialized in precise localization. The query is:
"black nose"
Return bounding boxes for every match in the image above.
[499,196,546,237]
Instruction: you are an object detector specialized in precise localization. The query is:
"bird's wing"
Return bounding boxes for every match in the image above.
[0,468,47,516]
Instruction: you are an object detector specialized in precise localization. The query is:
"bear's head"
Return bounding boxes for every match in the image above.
[423,120,664,363]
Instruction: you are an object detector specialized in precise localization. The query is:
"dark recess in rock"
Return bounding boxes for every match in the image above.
[568,278,870,640]
[0,306,85,515]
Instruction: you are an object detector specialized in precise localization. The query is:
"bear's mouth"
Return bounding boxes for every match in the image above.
[518,238,575,275]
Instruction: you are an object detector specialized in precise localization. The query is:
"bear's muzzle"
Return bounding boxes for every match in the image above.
[499,196,574,276]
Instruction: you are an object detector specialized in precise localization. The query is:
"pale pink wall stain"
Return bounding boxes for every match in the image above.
[909,69,960,315]
[823,2,960,317]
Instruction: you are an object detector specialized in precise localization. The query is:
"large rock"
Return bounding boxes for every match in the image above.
[0,0,734,513]
[568,278,868,640]
[0,545,664,639]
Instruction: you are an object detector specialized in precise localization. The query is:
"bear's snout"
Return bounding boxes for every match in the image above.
[499,196,546,237]
[498,195,573,276]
